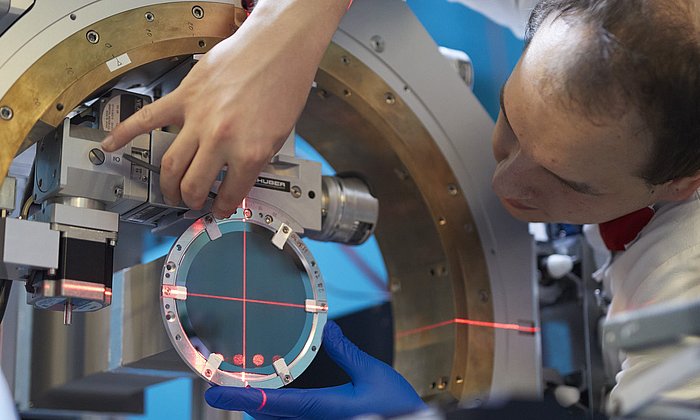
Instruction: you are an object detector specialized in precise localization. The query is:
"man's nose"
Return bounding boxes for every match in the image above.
[492,155,537,199]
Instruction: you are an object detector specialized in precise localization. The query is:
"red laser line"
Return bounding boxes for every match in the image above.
[242,226,247,383]
[257,389,268,411]
[397,318,538,338]
[186,293,306,309]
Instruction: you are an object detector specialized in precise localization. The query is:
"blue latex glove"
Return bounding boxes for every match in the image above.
[205,321,427,419]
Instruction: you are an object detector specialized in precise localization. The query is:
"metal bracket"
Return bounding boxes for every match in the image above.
[203,353,224,381]
[203,215,222,241]
[305,299,328,313]
[162,285,187,300]
[273,357,294,385]
[271,223,292,250]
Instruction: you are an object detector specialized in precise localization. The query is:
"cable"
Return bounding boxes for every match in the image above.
[0,280,12,324]
[20,195,33,219]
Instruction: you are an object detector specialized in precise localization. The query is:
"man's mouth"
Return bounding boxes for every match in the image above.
[502,198,538,210]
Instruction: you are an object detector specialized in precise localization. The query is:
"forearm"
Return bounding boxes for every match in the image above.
[230,0,350,85]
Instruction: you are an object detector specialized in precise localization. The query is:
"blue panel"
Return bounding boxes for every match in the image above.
[407,0,524,120]
[128,378,192,420]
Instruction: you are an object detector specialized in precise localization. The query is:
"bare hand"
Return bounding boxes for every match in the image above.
[101,1,347,218]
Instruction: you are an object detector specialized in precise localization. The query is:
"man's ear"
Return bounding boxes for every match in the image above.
[660,171,700,201]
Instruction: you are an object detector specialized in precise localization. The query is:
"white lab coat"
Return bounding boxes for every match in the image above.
[447,0,539,39]
[593,192,700,405]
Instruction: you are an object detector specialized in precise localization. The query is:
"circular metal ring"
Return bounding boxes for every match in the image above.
[161,201,327,388]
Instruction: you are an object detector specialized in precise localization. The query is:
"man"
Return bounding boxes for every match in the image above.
[102,0,700,417]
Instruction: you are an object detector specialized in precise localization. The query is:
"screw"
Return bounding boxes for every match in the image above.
[370,35,385,53]
[205,215,213,224]
[438,217,447,226]
[243,208,253,219]
[479,289,489,303]
[198,39,206,48]
[192,6,204,19]
[282,226,290,234]
[114,186,123,198]
[437,380,447,390]
[86,30,100,44]
[264,215,273,224]
[0,106,13,120]
[176,244,182,251]
[88,148,106,165]
[205,369,212,377]
[317,89,328,99]
[447,184,459,196]
[109,239,116,247]
[384,93,396,105]
[455,376,464,384]
[144,12,155,21]
[312,346,317,351]
[56,103,64,111]
[291,186,302,198]
[341,56,351,65]
[284,374,291,382]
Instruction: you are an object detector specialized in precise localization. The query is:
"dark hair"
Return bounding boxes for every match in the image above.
[524,0,700,185]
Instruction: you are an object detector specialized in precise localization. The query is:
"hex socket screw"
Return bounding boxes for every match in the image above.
[192,6,204,19]
[86,30,100,44]
[0,106,12,120]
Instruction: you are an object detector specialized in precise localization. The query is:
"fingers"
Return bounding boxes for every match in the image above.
[179,144,226,210]
[321,321,380,385]
[101,94,182,152]
[206,386,324,418]
[159,127,199,206]
[212,161,261,219]
[206,387,269,413]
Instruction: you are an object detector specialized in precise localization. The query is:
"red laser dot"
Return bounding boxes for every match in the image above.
[233,354,244,366]
[272,355,281,362]
[253,354,265,367]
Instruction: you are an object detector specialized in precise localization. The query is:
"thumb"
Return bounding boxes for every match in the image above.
[206,386,268,412]
[322,321,385,385]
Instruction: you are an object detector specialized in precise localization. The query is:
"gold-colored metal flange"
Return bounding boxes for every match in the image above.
[298,43,494,401]
[0,2,246,179]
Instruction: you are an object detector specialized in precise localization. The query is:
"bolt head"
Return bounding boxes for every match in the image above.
[86,30,99,44]
[0,106,13,120]
[89,148,106,165]
[370,35,385,53]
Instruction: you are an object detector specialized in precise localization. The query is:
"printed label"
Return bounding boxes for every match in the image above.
[255,176,290,192]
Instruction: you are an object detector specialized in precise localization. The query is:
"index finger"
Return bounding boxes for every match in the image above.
[101,94,182,152]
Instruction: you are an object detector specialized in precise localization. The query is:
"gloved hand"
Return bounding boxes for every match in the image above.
[205,321,427,419]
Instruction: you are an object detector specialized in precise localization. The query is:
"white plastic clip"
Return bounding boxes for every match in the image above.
[271,223,292,250]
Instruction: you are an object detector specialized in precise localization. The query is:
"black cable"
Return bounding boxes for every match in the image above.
[0,280,13,324]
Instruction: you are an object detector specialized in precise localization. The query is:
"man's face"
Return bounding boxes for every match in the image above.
[491,17,661,224]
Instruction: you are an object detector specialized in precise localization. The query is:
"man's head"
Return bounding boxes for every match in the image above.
[492,0,700,224]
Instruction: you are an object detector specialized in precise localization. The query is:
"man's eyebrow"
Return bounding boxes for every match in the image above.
[500,82,603,196]
[545,168,604,196]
